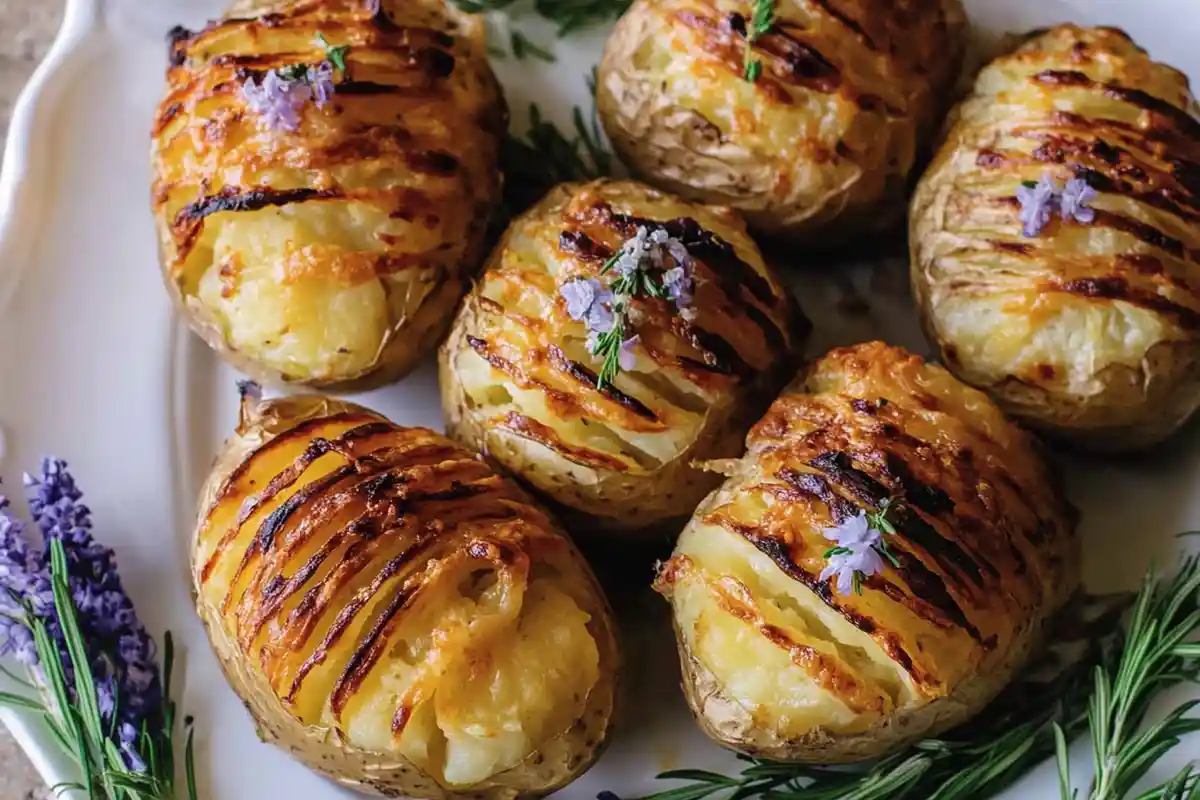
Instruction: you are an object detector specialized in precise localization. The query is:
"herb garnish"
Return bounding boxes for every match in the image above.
[510,30,557,62]
[241,38,347,132]
[315,32,350,72]
[743,0,776,82]
[607,538,1200,800]
[820,499,903,595]
[1017,171,1098,237]
[1066,536,1200,800]
[0,459,199,800]
[454,0,632,34]
[498,72,614,223]
[562,228,694,389]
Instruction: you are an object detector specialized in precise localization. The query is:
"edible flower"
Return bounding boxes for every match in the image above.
[1059,177,1098,225]
[241,34,349,131]
[819,513,885,595]
[241,70,313,132]
[0,459,196,796]
[820,498,904,595]
[558,226,693,388]
[1017,171,1098,237]
[25,460,162,753]
[562,277,615,333]
[1017,173,1059,237]
[307,61,337,108]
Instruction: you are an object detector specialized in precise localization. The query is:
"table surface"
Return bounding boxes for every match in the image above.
[0,2,65,795]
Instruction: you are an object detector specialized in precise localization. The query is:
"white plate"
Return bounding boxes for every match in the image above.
[1,0,1197,797]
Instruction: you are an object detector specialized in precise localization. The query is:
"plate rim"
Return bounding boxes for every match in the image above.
[0,1,102,794]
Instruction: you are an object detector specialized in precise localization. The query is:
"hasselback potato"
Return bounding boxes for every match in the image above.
[656,342,1080,762]
[191,391,619,799]
[153,0,505,388]
[595,0,966,243]
[440,179,806,535]
[910,24,1200,450]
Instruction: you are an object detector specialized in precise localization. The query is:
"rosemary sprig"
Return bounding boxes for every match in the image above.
[743,0,776,82]
[510,30,557,62]
[454,0,631,34]
[591,307,629,390]
[1071,539,1200,800]
[619,545,1200,800]
[498,81,615,225]
[867,498,904,570]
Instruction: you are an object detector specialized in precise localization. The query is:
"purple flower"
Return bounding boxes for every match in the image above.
[1018,174,1058,238]
[241,70,312,132]
[0,492,50,665]
[818,513,885,596]
[561,278,615,333]
[307,61,337,108]
[587,301,615,334]
[619,335,640,370]
[1060,177,1097,224]
[646,229,671,267]
[663,266,693,308]
[24,459,162,769]
[562,277,600,320]
[119,722,145,772]
[613,228,650,279]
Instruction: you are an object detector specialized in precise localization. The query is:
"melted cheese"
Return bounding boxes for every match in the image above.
[911,24,1200,447]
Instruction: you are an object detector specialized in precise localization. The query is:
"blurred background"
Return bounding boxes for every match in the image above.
[0,1,64,793]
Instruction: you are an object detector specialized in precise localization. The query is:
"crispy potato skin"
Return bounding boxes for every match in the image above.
[439,179,807,535]
[596,0,965,243]
[153,0,505,389]
[191,394,619,799]
[910,25,1200,450]
[656,343,1079,762]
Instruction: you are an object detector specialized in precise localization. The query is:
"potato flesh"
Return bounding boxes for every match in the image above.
[934,294,1170,401]
[195,208,396,380]
[674,522,917,736]
[195,411,606,789]
[342,580,599,787]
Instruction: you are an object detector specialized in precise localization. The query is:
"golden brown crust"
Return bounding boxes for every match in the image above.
[910,24,1200,449]
[192,394,619,798]
[657,342,1080,762]
[154,0,505,388]
[596,0,966,243]
[440,179,806,534]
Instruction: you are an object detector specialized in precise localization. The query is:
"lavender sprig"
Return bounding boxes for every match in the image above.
[0,496,50,667]
[0,460,197,799]
[25,459,162,753]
